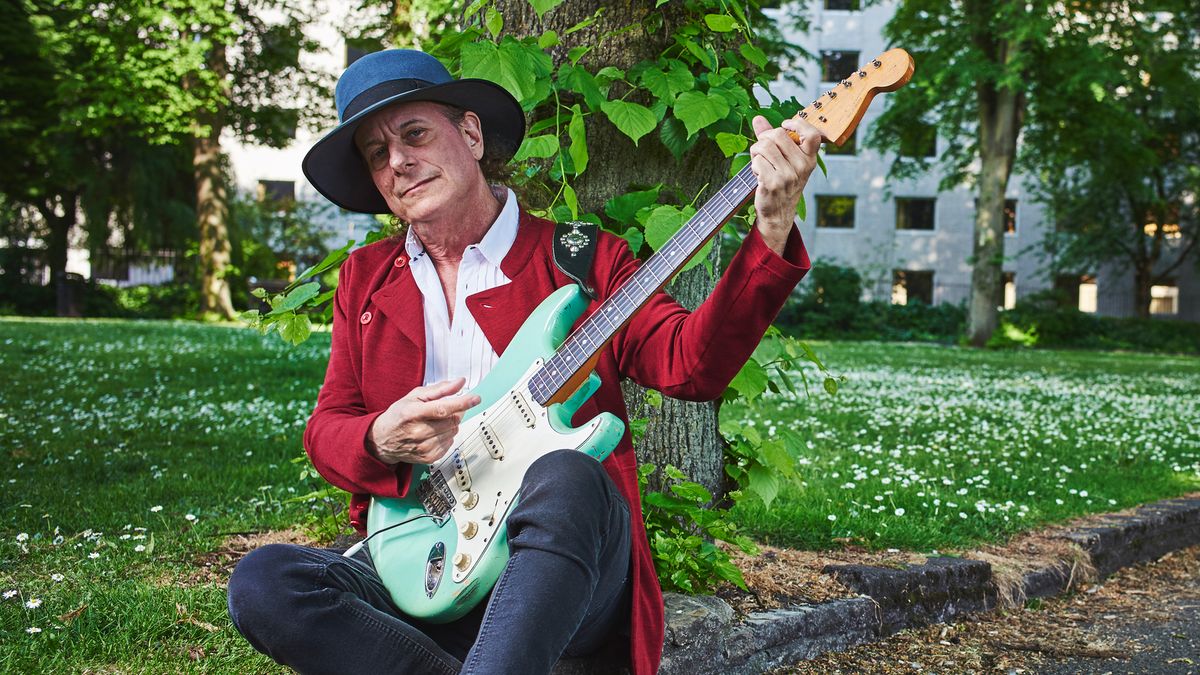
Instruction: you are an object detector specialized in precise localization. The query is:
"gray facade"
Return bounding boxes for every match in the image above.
[769,0,1198,321]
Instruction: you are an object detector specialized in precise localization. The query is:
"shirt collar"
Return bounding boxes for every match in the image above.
[403,188,519,266]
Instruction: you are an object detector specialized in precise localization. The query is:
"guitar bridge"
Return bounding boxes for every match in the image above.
[416,471,454,524]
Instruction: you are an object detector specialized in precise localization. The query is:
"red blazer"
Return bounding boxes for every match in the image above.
[304,211,810,675]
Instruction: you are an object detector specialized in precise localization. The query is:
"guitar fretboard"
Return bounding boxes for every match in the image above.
[527,163,759,406]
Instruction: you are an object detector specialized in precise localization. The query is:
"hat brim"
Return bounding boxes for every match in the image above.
[302,79,525,214]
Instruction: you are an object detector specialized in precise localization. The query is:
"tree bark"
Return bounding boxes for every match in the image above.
[194,43,237,320]
[967,31,1023,346]
[39,192,79,317]
[496,1,731,498]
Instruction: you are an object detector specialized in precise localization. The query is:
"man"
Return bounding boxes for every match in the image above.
[227,48,819,674]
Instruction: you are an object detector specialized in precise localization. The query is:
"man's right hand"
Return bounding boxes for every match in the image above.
[367,378,482,465]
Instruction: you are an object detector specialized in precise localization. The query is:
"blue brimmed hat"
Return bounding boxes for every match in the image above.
[302,49,525,214]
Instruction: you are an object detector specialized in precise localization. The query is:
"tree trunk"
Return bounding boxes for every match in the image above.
[39,192,79,317]
[194,44,237,320]
[967,37,1023,347]
[496,1,730,498]
[1133,263,1153,319]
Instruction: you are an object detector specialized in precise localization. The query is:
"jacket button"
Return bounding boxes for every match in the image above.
[394,256,407,268]
[360,311,372,325]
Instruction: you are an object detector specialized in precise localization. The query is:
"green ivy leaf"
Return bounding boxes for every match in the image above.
[619,227,644,255]
[739,43,767,69]
[563,182,579,219]
[485,7,503,38]
[568,105,588,174]
[823,376,839,396]
[747,464,779,508]
[669,480,713,504]
[558,64,604,110]
[641,204,695,251]
[461,40,551,109]
[537,29,558,49]
[796,194,807,221]
[715,132,748,157]
[673,90,731,137]
[279,312,312,346]
[759,439,795,476]
[296,239,353,283]
[659,117,698,160]
[644,389,663,408]
[604,186,662,224]
[600,100,657,145]
[529,0,565,19]
[513,134,560,161]
[703,13,737,32]
[268,282,321,316]
[728,358,769,401]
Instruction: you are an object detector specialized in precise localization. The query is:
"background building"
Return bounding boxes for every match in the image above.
[769,0,1197,321]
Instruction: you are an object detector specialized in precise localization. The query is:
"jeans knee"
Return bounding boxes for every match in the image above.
[227,543,307,639]
[512,450,626,543]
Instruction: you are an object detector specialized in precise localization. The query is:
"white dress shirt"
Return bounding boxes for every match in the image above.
[405,188,519,390]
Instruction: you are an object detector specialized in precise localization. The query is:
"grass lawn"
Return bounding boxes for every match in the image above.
[728,341,1200,552]
[1,319,1198,671]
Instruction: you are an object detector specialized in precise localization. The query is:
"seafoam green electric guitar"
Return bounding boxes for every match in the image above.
[362,49,914,622]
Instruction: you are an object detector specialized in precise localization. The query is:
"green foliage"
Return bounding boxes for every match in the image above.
[286,450,353,544]
[999,305,1200,355]
[721,327,841,509]
[638,464,758,594]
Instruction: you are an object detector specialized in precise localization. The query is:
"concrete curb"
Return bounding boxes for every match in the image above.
[553,495,1200,674]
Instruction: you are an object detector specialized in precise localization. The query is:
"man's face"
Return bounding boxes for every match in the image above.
[353,100,486,224]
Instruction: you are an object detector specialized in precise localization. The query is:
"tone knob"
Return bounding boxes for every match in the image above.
[459,520,479,539]
[461,491,480,509]
[452,552,471,571]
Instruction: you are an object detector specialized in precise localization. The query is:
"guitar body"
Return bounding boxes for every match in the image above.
[366,285,626,623]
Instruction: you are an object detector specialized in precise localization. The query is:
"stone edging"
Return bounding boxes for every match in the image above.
[553,495,1200,674]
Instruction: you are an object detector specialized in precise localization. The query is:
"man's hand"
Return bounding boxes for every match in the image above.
[749,115,822,255]
[367,378,481,465]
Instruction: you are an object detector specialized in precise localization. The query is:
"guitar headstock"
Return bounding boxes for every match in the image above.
[786,48,915,147]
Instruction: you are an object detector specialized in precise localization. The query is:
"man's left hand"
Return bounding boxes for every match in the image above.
[749,115,822,255]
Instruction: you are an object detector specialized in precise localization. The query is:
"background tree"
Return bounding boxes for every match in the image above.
[867,0,1059,346]
[0,1,196,315]
[1025,2,1200,316]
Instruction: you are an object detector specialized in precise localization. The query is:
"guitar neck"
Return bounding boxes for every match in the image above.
[524,48,915,406]
[527,164,759,406]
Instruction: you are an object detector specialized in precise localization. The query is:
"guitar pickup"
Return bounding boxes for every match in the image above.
[480,425,504,459]
[509,392,535,429]
[452,453,471,490]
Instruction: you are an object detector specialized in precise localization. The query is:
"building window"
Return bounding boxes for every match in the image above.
[895,198,935,231]
[816,195,855,229]
[1150,283,1179,315]
[821,51,860,82]
[1002,272,1016,310]
[1056,274,1097,313]
[824,129,856,156]
[892,270,934,305]
[824,0,860,9]
[258,180,295,204]
[900,123,937,158]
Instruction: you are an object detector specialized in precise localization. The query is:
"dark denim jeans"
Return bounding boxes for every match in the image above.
[227,450,632,675]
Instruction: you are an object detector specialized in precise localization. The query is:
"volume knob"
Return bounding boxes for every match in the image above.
[459,520,479,539]
[461,491,480,509]
[452,552,471,571]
